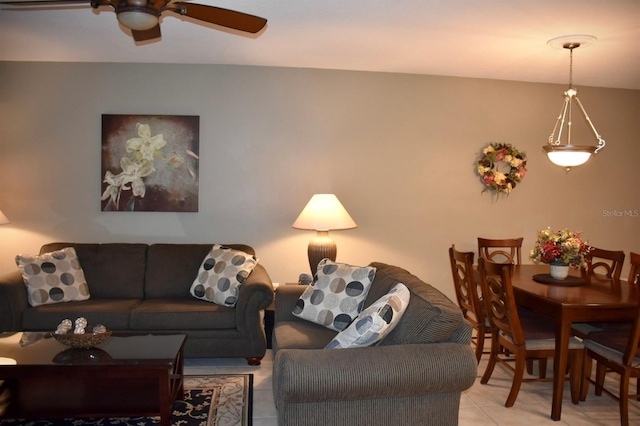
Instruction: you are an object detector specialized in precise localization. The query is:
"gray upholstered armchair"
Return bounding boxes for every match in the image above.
[272,262,477,426]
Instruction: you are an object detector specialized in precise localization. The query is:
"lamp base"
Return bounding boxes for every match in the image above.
[307,230,337,275]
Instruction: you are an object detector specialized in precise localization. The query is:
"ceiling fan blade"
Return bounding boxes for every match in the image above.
[168,3,267,34]
[0,0,90,4]
[131,24,161,41]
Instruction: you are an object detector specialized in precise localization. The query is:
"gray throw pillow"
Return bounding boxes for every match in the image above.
[16,247,90,307]
[189,244,258,307]
[325,282,410,349]
[292,258,376,331]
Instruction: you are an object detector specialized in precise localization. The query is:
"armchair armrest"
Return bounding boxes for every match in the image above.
[274,283,306,322]
[0,271,28,331]
[274,342,477,405]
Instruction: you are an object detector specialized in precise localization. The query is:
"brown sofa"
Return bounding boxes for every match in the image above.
[0,242,274,364]
[272,262,477,425]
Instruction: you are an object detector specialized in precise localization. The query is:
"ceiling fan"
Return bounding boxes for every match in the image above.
[0,0,268,42]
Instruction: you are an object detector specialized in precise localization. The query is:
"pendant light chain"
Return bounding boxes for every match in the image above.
[568,46,574,88]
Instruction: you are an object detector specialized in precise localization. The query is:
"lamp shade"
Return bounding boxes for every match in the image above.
[292,194,357,231]
[0,210,9,225]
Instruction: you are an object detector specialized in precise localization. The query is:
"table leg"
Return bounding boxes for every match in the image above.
[158,374,172,426]
[552,315,571,421]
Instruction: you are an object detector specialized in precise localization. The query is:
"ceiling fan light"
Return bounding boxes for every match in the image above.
[544,145,595,168]
[117,10,159,31]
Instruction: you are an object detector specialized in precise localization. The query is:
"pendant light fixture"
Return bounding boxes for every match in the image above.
[545,35,606,171]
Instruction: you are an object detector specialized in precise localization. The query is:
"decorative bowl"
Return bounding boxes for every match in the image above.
[51,330,112,348]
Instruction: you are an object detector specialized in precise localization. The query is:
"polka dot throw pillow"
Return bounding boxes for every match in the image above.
[190,245,258,307]
[325,282,410,349]
[292,258,377,332]
[16,247,90,307]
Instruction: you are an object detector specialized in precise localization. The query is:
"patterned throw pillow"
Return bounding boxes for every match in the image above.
[292,259,376,331]
[325,282,410,349]
[16,247,90,307]
[189,245,258,307]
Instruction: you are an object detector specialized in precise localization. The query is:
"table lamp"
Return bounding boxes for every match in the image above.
[292,194,357,274]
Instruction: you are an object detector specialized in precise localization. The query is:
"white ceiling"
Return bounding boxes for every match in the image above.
[1,0,639,90]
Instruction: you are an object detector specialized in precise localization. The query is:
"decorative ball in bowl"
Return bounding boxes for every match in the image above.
[51,330,112,349]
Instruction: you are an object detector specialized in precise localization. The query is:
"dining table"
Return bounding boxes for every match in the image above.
[510,264,640,421]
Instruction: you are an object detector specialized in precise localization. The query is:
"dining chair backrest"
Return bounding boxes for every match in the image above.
[478,257,523,346]
[478,237,524,265]
[583,247,625,280]
[628,252,640,286]
[449,245,482,324]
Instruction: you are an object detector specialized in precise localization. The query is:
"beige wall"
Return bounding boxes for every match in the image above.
[0,61,638,301]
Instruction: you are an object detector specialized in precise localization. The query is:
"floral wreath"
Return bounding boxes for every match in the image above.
[476,143,527,197]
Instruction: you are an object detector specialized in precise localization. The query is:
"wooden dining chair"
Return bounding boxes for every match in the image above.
[573,247,627,339]
[582,246,625,281]
[477,237,532,370]
[580,301,640,426]
[628,251,640,286]
[478,237,524,265]
[449,245,491,363]
[478,257,584,407]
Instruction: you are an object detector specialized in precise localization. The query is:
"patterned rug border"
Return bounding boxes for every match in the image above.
[184,374,253,426]
[0,373,253,426]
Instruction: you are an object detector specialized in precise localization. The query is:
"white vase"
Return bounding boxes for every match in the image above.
[549,264,569,280]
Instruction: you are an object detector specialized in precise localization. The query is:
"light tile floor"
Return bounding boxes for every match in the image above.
[185,350,638,426]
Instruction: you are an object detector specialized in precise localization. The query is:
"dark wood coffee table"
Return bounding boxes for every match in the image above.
[0,332,186,426]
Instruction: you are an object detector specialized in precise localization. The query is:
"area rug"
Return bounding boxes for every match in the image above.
[0,374,253,426]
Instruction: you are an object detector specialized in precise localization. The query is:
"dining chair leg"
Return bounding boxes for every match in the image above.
[525,358,547,378]
[480,336,499,385]
[475,326,486,363]
[538,358,548,379]
[595,362,606,396]
[505,351,526,407]
[619,371,631,426]
[580,354,593,401]
[569,350,584,404]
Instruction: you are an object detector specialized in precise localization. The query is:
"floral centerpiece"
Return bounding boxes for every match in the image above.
[529,228,590,268]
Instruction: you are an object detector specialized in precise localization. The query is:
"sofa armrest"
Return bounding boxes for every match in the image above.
[234,264,274,329]
[274,343,477,404]
[274,283,306,322]
[0,271,28,332]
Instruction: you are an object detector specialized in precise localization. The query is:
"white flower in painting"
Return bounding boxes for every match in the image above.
[125,123,167,161]
[120,158,155,198]
[101,171,124,204]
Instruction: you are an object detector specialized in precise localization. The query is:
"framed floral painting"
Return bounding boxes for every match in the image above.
[101,114,199,212]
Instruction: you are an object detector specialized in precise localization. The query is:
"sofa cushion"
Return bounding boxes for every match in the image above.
[368,262,464,345]
[325,282,410,349]
[130,298,236,330]
[40,243,148,299]
[144,244,256,299]
[273,320,338,351]
[189,245,258,307]
[16,247,90,306]
[292,259,376,332]
[21,298,141,331]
